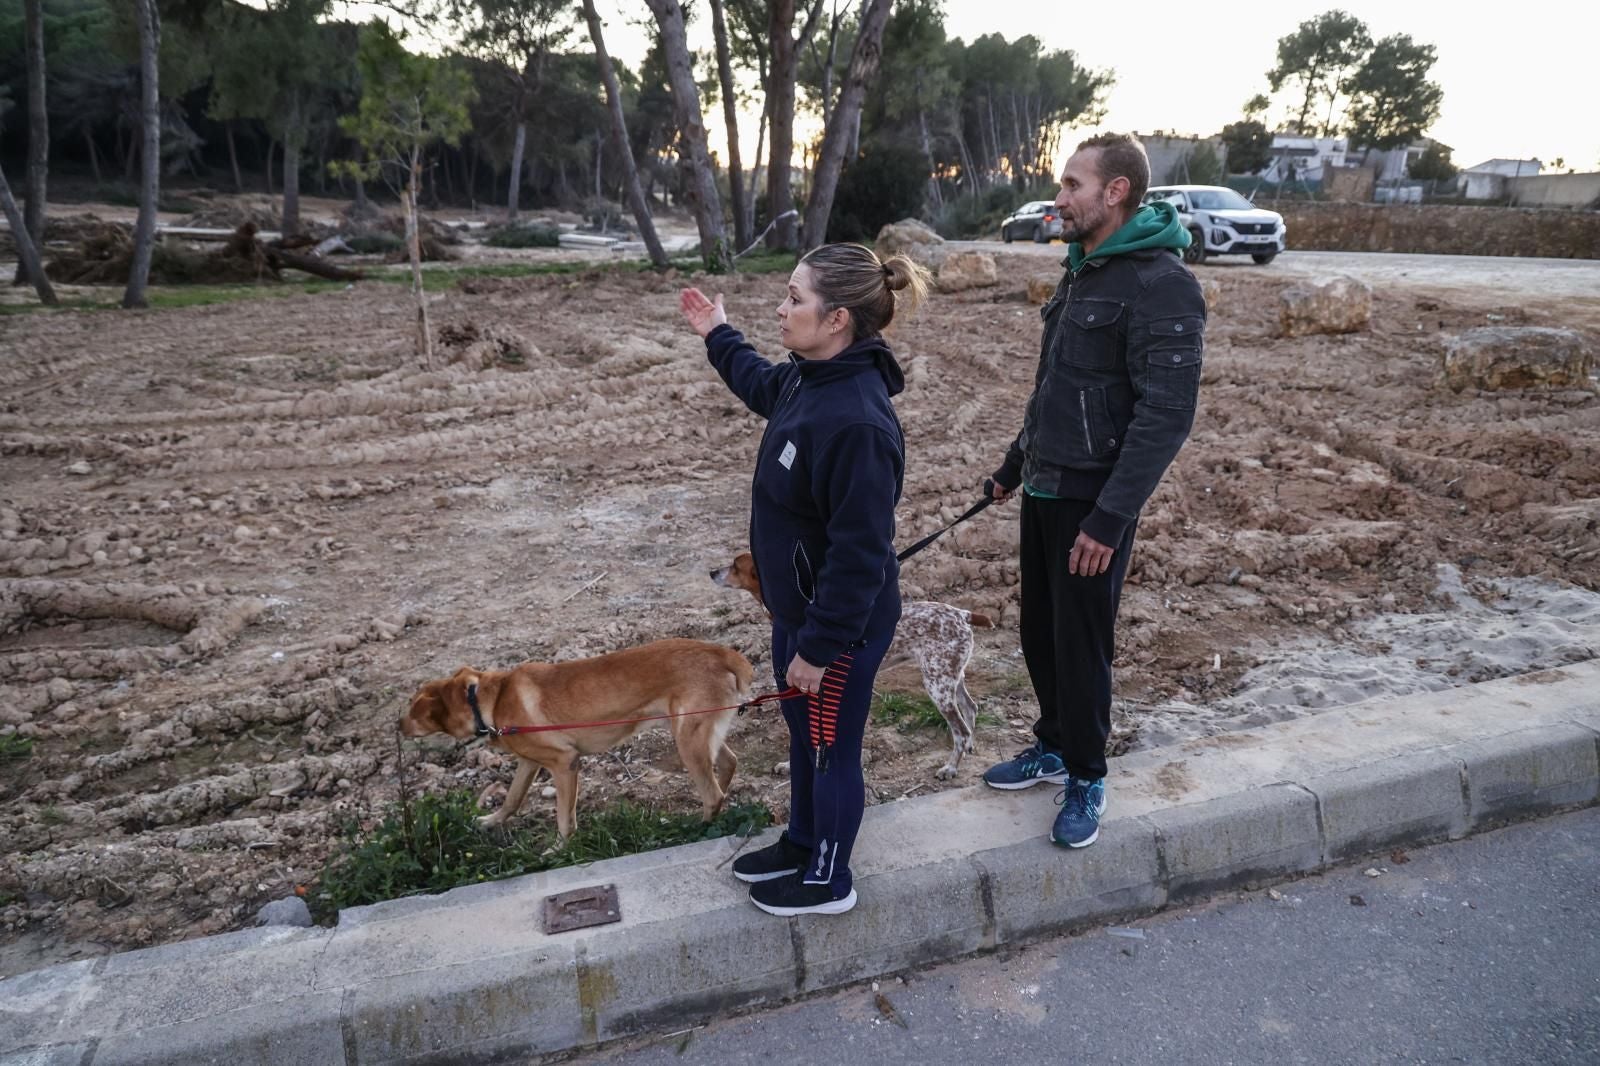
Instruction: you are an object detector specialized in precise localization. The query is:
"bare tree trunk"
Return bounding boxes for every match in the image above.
[800,0,892,252]
[122,0,159,310]
[282,93,302,236]
[16,0,47,287]
[919,106,941,209]
[0,161,56,304]
[266,139,276,195]
[763,0,823,250]
[644,0,730,271]
[225,121,243,193]
[507,120,526,221]
[402,149,433,368]
[709,0,750,251]
[85,129,102,185]
[748,98,768,236]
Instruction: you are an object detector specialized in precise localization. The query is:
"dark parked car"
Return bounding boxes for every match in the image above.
[1000,200,1063,243]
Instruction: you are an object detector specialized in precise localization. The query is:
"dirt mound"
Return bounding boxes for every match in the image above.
[0,251,1595,973]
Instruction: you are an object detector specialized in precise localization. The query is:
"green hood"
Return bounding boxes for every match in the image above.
[1067,201,1190,273]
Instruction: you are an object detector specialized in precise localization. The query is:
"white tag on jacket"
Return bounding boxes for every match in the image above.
[779,440,797,469]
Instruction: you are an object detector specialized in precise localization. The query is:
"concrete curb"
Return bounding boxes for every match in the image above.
[4,662,1598,1065]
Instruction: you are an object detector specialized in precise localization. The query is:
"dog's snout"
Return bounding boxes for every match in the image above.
[710,567,728,586]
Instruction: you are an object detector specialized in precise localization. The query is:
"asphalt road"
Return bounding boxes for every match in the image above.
[561,807,1600,1065]
[949,242,1600,302]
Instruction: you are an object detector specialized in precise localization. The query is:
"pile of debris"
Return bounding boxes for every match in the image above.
[44,222,363,286]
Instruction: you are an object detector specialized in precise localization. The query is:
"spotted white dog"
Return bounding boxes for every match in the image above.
[711,551,991,778]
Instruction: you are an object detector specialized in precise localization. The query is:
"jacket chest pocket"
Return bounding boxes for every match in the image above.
[1053,298,1124,370]
[1144,314,1205,411]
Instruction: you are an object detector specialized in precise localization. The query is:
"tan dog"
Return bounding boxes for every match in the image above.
[400,639,753,838]
[710,552,992,778]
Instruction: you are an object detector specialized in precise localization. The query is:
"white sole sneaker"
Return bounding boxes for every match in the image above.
[983,773,1068,791]
[733,865,801,884]
[750,888,858,917]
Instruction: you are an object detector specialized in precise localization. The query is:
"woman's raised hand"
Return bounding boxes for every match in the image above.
[679,287,727,339]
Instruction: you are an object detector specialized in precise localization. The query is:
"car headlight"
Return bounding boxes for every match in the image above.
[1210,216,1232,228]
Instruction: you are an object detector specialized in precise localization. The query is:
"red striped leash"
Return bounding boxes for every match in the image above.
[466,683,801,739]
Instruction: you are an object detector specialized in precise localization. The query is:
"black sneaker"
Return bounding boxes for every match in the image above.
[732,831,810,884]
[749,872,858,916]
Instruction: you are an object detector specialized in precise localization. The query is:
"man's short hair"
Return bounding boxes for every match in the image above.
[1076,132,1150,207]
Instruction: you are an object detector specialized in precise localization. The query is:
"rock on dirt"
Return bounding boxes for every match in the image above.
[1025,275,1058,305]
[1440,326,1595,392]
[938,252,999,293]
[875,219,945,266]
[1277,276,1372,337]
[255,896,312,927]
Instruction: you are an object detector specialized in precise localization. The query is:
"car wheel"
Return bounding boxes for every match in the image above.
[1032,224,1048,244]
[1183,228,1206,265]
[1251,252,1277,265]
[1002,226,1013,244]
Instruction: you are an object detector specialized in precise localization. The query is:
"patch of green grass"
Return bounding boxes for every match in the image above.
[732,249,798,274]
[872,691,946,731]
[871,690,1002,731]
[0,734,34,760]
[314,789,771,915]
[40,805,66,825]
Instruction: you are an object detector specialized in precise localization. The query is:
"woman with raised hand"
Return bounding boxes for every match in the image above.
[680,243,930,916]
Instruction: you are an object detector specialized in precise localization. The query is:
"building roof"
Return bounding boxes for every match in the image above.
[1463,158,1543,174]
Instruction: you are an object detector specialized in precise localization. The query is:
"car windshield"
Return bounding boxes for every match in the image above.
[1186,188,1253,211]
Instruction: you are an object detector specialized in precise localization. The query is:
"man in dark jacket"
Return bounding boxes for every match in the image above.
[982,133,1206,848]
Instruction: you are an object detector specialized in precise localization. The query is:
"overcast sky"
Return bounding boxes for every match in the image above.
[344,0,1599,174]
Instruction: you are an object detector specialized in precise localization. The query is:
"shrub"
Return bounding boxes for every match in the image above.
[932,182,1049,240]
[344,232,404,255]
[486,223,562,249]
[826,143,930,244]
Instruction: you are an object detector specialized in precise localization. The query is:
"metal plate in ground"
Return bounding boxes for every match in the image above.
[542,883,621,934]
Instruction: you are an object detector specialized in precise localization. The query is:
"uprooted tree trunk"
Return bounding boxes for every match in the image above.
[46,221,363,286]
[0,159,57,305]
[801,0,894,252]
[580,0,668,268]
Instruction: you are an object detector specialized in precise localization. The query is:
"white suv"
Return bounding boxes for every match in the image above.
[1143,185,1286,265]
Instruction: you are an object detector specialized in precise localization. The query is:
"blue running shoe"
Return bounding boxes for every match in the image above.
[1052,776,1106,847]
[982,741,1067,790]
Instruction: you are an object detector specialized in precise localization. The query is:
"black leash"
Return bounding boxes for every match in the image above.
[896,479,998,563]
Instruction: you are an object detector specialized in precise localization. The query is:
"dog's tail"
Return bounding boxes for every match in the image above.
[966,610,996,629]
[719,645,756,695]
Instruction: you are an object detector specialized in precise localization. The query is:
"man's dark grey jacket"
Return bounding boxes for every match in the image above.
[995,247,1206,546]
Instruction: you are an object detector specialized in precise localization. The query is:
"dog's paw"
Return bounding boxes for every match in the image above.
[935,763,959,780]
[476,812,506,828]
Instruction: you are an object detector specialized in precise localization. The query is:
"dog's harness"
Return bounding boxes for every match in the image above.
[466,682,802,739]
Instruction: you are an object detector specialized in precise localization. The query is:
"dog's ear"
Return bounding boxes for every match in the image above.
[401,682,449,737]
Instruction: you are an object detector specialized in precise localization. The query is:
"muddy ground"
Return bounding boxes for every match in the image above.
[2,227,1597,975]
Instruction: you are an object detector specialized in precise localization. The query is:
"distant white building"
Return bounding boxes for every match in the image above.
[1261,135,1348,182]
[1460,158,1544,200]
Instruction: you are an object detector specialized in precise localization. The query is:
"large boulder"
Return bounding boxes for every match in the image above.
[874,218,945,265]
[1441,327,1594,391]
[1200,278,1222,314]
[1025,274,1059,304]
[938,251,999,292]
[1276,276,1372,337]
